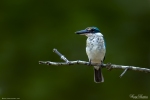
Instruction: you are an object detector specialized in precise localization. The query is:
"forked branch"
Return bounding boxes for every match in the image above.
[39,49,150,77]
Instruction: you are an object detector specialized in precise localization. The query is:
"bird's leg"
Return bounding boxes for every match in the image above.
[88,59,92,66]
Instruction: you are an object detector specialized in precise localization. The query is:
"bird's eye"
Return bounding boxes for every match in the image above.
[90,29,95,32]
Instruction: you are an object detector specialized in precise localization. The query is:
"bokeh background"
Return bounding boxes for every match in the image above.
[0,0,150,100]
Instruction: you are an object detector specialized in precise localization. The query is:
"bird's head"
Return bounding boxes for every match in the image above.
[75,27,100,37]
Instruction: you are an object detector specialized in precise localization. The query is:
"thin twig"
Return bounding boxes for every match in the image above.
[119,67,129,78]
[53,48,69,63]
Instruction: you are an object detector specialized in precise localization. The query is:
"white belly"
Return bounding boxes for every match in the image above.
[86,46,105,63]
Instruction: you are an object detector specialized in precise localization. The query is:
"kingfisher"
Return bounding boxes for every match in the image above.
[75,27,106,83]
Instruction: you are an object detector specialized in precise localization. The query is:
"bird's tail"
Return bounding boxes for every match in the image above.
[94,67,104,83]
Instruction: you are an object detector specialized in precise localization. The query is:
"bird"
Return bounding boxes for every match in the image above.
[75,27,106,83]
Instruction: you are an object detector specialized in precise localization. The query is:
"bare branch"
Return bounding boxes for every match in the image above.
[39,60,150,73]
[39,49,150,77]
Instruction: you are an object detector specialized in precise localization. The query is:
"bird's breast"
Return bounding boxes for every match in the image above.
[86,36,106,63]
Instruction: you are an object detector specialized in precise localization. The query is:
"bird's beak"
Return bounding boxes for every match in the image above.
[75,29,89,35]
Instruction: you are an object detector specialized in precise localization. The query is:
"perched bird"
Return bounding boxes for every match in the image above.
[75,27,106,83]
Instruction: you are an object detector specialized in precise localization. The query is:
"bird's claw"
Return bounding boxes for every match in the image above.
[106,63,112,71]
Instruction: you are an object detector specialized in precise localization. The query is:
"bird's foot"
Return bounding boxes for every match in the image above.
[100,61,104,68]
[106,63,112,71]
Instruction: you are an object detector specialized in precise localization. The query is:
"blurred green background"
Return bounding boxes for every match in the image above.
[0,0,150,100]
